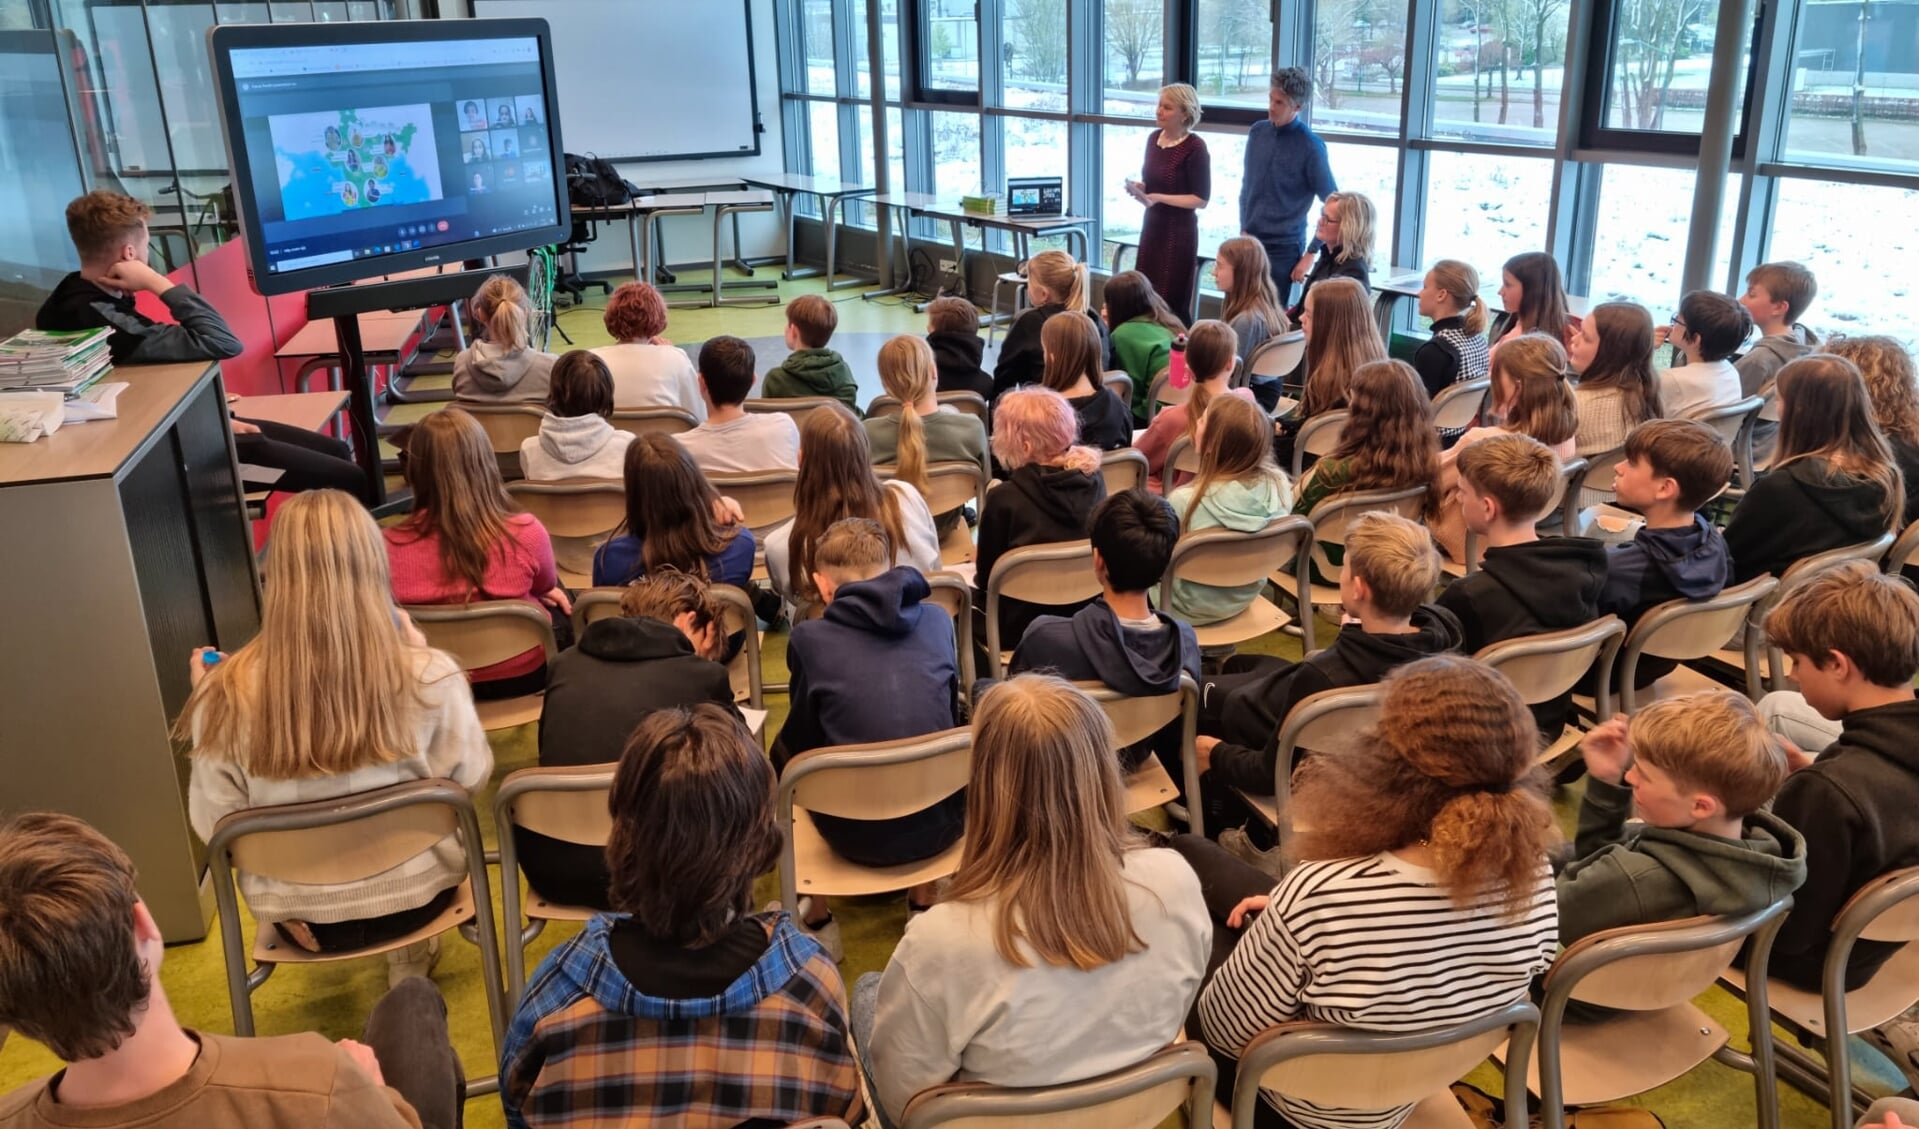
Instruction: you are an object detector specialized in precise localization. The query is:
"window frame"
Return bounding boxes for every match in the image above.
[1574,0,1766,157]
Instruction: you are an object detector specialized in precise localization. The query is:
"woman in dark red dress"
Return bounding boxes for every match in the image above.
[1127,83,1212,323]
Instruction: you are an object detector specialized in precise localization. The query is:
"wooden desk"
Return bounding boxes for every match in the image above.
[0,361,259,942]
[740,172,878,290]
[234,390,351,434]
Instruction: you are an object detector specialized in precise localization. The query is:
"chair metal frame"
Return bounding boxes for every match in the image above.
[1529,900,1791,1129]
[1291,409,1351,479]
[1100,448,1150,496]
[1683,395,1765,488]
[1158,515,1315,654]
[1474,617,1625,769]
[204,779,508,1096]
[899,1040,1216,1129]
[1102,371,1135,412]
[1604,575,1779,712]
[1232,999,1540,1129]
[1083,675,1205,838]
[1887,522,1919,576]
[984,540,1102,680]
[924,570,979,703]
[608,405,699,438]
[776,727,973,911]
[494,765,616,1006]
[1429,378,1491,436]
[1162,433,1200,484]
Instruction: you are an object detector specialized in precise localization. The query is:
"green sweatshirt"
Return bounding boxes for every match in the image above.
[1109,318,1174,419]
[763,347,860,414]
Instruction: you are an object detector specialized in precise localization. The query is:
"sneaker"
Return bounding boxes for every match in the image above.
[764,900,844,962]
[1861,1009,1919,1091]
[385,936,441,989]
[1220,827,1289,880]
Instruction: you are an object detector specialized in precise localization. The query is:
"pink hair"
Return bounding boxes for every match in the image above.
[991,386,1100,473]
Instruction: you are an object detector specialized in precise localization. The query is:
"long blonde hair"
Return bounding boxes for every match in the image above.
[789,404,909,600]
[1184,394,1289,530]
[945,674,1146,968]
[1302,278,1388,417]
[1026,249,1089,312]
[175,490,426,778]
[878,335,937,499]
[471,273,532,352]
[391,410,529,598]
[1327,191,1377,266]
[1491,334,1579,447]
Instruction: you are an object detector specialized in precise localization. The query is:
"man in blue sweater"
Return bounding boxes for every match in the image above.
[1238,68,1338,302]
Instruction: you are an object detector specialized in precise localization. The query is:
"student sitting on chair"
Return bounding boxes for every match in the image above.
[519,350,633,481]
[0,813,463,1129]
[1723,355,1902,586]
[762,294,859,414]
[1436,433,1605,736]
[924,295,994,402]
[1214,237,1292,412]
[180,490,492,989]
[856,674,1210,1128]
[1102,269,1186,423]
[772,518,964,960]
[1272,277,1388,468]
[1134,319,1257,492]
[1290,359,1438,582]
[1409,258,1491,407]
[865,334,989,537]
[676,335,801,475]
[589,282,704,418]
[1825,335,1919,530]
[521,569,737,912]
[1196,512,1462,867]
[1656,289,1750,420]
[453,274,555,405]
[1567,302,1662,503]
[1162,394,1294,626]
[502,706,863,1129]
[1176,655,1557,1129]
[591,433,755,594]
[1038,310,1134,453]
[1492,251,1572,355]
[990,250,1109,400]
[1011,490,1200,782]
[1735,261,1820,462]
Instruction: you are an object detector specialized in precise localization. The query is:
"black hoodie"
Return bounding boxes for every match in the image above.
[1438,536,1607,736]
[1011,598,1202,771]
[1204,603,1465,795]
[1769,697,1919,991]
[990,304,1113,401]
[37,272,244,365]
[975,462,1109,645]
[522,615,739,908]
[1067,388,1136,451]
[1724,457,1892,585]
[927,329,994,402]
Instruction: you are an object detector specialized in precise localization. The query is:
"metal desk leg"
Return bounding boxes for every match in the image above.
[731,210,754,276]
[711,203,782,308]
[824,192,840,288]
[780,190,805,280]
[639,212,655,288]
[626,209,643,285]
[862,202,918,301]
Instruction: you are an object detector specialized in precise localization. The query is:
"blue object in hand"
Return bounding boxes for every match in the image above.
[201,648,222,666]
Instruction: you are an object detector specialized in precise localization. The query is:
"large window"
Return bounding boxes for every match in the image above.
[1595,0,1752,135]
[923,0,979,95]
[1004,116,1068,180]
[1103,0,1168,114]
[854,0,901,100]
[1423,151,1554,270]
[930,111,982,198]
[1430,0,1571,144]
[1768,177,1919,344]
[802,0,837,95]
[1102,123,1158,246]
[1003,0,1068,111]
[1778,0,1919,174]
[1322,140,1400,257]
[808,101,842,180]
[1588,163,1739,308]
[1196,0,1274,112]
[1312,0,1411,136]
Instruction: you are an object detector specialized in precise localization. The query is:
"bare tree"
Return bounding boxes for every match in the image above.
[1010,0,1067,84]
[1610,0,1712,128]
[1313,0,1369,108]
[1105,0,1163,86]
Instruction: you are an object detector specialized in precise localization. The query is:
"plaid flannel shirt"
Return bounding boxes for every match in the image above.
[501,912,862,1129]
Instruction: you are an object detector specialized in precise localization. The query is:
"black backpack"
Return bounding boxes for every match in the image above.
[564,153,633,209]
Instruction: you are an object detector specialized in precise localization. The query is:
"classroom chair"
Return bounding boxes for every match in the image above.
[744,395,843,430]
[1240,684,1384,847]
[1572,444,1627,526]
[1270,484,1429,630]
[898,1041,1216,1129]
[1223,999,1540,1129]
[406,599,558,731]
[1291,409,1351,479]
[865,389,991,426]
[1452,457,1588,578]
[878,460,987,566]
[1564,575,1775,718]
[922,570,978,703]
[1507,899,1791,1129]
[494,764,615,1006]
[1102,371,1135,411]
[1146,366,1181,420]
[1430,378,1491,438]
[983,540,1102,679]
[570,583,767,717]
[204,778,508,1097]
[1101,447,1150,495]
[1887,522,1919,576]
[1474,617,1626,770]
[776,726,972,915]
[1082,675,1204,837]
[1159,515,1315,654]
[458,402,545,480]
[1161,433,1203,485]
[709,469,800,582]
[987,272,1026,347]
[1246,332,1307,388]
[1720,867,1919,1129]
[1683,395,1766,482]
[608,405,698,440]
[505,479,625,588]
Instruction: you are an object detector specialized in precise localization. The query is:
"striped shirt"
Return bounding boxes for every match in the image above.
[1198,852,1557,1129]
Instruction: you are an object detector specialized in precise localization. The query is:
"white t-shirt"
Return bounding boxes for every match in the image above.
[591,342,706,419]
[678,411,803,476]
[869,847,1211,1122]
[1660,357,1742,423]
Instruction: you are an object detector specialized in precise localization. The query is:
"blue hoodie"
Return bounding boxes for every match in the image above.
[1599,515,1731,687]
[1011,598,1202,773]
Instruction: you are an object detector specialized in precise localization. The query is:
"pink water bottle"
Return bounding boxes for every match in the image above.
[1168,334,1190,390]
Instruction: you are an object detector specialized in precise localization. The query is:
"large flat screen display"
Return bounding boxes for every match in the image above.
[208,19,570,295]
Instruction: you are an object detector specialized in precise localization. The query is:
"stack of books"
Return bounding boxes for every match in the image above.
[960,193,1006,216]
[0,327,114,396]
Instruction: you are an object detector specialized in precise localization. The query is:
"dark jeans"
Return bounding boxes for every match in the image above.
[278,885,459,952]
[813,793,968,868]
[234,416,370,503]
[1259,240,1303,309]
[470,663,549,702]
[363,977,466,1129]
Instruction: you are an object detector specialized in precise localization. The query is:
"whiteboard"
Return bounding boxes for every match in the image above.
[472,0,760,162]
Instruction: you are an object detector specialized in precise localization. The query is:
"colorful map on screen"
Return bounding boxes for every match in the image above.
[267,105,444,221]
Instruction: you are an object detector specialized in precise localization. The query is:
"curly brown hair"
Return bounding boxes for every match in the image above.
[1329,359,1440,503]
[603,282,669,343]
[1290,655,1558,919]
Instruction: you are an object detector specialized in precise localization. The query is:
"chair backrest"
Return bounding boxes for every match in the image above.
[1302,484,1429,585]
[923,570,978,697]
[780,726,972,822]
[1475,616,1626,709]
[211,780,469,886]
[899,1041,1216,1129]
[984,540,1102,675]
[1835,866,1919,945]
[406,599,559,672]
[710,583,765,708]
[457,402,545,455]
[1539,457,1589,538]
[1235,1000,1538,1122]
[1777,533,1898,592]
[609,406,698,438]
[709,470,800,538]
[1159,515,1314,606]
[1684,394,1765,447]
[1889,523,1919,575]
[866,391,991,425]
[1101,370,1134,410]
[1546,900,1791,1012]
[1147,367,1184,419]
[570,586,624,634]
[744,396,842,430]
[923,460,989,516]
[1163,434,1201,479]
[1081,677,1193,748]
[1274,685,1383,840]
[1430,378,1491,434]
[1100,448,1150,496]
[1626,575,1777,665]
[1577,444,1624,506]
[1292,410,1351,478]
[505,480,626,579]
[496,765,615,848]
[1247,332,1306,380]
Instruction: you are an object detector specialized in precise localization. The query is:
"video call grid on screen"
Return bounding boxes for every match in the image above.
[225,36,562,278]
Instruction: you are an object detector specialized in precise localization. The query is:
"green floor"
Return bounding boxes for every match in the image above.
[0,273,1885,1127]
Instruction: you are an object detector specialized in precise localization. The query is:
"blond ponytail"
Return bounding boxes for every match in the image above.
[877,335,936,499]
[473,273,531,352]
[1428,260,1486,337]
[1027,250,1089,313]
